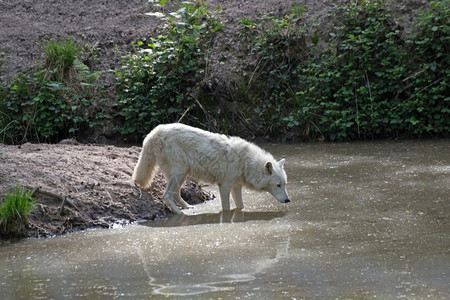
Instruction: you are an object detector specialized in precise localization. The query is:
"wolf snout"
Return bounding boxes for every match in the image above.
[279,198,290,203]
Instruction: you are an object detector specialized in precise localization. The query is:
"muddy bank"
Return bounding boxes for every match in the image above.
[0,142,212,238]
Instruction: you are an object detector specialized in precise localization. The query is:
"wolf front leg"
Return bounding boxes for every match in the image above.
[218,183,232,211]
[231,185,244,209]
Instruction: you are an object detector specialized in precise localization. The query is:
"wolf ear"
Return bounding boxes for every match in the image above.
[265,161,273,175]
[278,158,285,168]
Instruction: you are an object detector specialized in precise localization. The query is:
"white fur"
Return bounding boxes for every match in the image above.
[133,123,290,214]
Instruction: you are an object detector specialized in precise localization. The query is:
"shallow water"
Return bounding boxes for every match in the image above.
[1,140,449,299]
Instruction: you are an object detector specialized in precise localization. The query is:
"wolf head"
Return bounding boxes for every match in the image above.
[264,159,290,204]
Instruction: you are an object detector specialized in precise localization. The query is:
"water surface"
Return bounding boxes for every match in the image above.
[1,140,449,299]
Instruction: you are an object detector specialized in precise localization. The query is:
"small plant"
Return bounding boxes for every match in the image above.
[0,186,36,237]
[241,16,256,29]
[290,1,305,17]
[43,38,80,81]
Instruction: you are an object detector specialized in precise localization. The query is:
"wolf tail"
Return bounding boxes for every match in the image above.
[132,133,158,189]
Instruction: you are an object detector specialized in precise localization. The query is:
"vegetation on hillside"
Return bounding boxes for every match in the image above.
[295,0,449,140]
[0,0,448,143]
[115,2,222,138]
[0,39,105,144]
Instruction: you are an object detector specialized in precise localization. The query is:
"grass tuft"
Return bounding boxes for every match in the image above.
[0,186,36,237]
[43,38,79,81]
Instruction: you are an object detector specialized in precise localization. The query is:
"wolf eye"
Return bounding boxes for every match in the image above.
[277,184,281,187]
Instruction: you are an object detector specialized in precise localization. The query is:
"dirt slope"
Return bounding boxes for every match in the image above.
[1,0,424,81]
[0,142,211,237]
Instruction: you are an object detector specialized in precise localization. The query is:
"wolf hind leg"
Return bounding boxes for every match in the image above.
[174,177,194,208]
[174,195,194,209]
[231,185,244,209]
[172,174,194,209]
[163,173,186,214]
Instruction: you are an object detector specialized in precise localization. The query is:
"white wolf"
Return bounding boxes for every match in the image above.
[133,123,290,214]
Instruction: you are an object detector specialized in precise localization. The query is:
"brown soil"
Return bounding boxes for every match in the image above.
[0,0,424,82]
[0,141,212,238]
[0,0,297,82]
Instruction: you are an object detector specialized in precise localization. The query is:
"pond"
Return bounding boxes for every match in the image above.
[1,140,449,299]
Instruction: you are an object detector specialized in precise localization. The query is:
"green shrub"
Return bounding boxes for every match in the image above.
[0,186,35,237]
[250,14,309,136]
[115,2,222,141]
[403,0,450,135]
[0,39,104,144]
[296,0,449,141]
[228,12,310,137]
[300,1,408,140]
